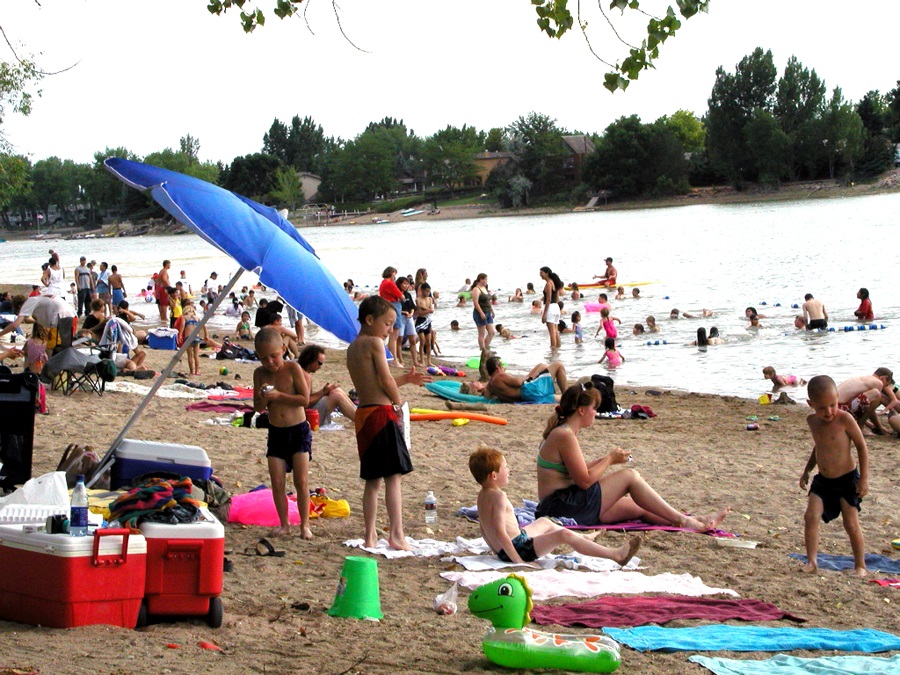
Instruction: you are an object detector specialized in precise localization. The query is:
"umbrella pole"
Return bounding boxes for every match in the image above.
[88,268,245,487]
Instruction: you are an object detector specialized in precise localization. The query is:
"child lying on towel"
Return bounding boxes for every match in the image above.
[470,446,640,566]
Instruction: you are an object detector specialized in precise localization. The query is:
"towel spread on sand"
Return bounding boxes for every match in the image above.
[445,553,642,572]
[689,654,900,674]
[571,521,736,538]
[531,596,805,628]
[344,536,491,559]
[440,569,738,601]
[456,499,577,527]
[185,400,254,413]
[788,553,900,574]
[602,626,900,653]
[870,579,900,588]
[105,381,206,398]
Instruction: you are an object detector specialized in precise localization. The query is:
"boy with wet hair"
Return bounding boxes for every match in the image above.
[253,326,312,539]
[470,447,640,566]
[346,296,429,550]
[799,375,869,576]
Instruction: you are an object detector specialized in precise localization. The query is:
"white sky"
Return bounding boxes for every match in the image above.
[4,0,900,165]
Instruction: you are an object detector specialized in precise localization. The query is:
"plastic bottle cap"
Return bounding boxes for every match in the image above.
[76,474,85,481]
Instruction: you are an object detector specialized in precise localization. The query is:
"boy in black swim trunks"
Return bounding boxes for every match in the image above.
[469,447,640,566]
[799,375,870,577]
[254,327,313,539]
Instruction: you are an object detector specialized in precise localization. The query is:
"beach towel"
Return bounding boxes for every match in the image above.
[343,536,490,559]
[440,569,738,601]
[446,552,642,572]
[689,654,900,675]
[870,579,900,588]
[602,626,900,653]
[788,553,900,574]
[185,400,254,413]
[425,379,498,404]
[570,520,736,538]
[531,596,804,628]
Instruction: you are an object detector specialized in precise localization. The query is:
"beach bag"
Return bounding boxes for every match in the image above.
[56,443,110,489]
[590,374,618,414]
[216,343,238,360]
[95,358,118,382]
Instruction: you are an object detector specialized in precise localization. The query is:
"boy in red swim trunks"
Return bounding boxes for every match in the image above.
[799,375,869,577]
[254,327,313,539]
[347,296,430,550]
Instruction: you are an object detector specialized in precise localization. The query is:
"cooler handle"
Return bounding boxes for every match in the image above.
[92,528,131,566]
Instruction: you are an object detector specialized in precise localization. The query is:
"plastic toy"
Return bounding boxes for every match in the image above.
[468,574,620,673]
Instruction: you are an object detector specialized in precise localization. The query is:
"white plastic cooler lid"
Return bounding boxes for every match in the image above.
[116,438,211,468]
[139,507,224,539]
[0,524,146,557]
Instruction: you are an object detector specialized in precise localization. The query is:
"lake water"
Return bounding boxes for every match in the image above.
[3,192,899,400]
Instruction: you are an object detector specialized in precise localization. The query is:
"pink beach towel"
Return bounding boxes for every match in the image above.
[569,520,736,538]
[531,596,805,628]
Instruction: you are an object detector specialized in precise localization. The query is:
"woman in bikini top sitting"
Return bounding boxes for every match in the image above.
[535,382,730,530]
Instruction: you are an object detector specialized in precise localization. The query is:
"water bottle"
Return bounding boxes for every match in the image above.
[69,474,89,537]
[424,490,437,524]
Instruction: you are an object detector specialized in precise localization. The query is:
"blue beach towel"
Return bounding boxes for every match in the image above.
[788,553,900,574]
[424,380,498,404]
[602,626,900,653]
[689,654,900,674]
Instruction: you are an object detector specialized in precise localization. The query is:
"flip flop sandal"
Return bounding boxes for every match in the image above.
[254,538,286,557]
[746,415,758,421]
[767,415,781,421]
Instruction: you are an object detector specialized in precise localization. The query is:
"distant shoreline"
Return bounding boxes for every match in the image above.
[2,172,898,243]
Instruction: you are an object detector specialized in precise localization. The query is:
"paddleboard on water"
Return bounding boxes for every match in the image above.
[567,280,658,290]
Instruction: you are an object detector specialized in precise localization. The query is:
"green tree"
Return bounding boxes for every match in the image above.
[207,0,710,92]
[773,56,825,179]
[744,108,790,183]
[327,132,396,202]
[262,115,328,173]
[886,81,900,142]
[657,110,705,153]
[269,166,305,210]
[221,152,283,201]
[421,125,484,192]
[821,87,864,179]
[855,91,893,177]
[91,147,138,218]
[0,54,43,151]
[0,154,31,228]
[583,115,689,198]
[507,112,567,198]
[705,47,777,184]
[29,156,68,224]
[485,128,505,152]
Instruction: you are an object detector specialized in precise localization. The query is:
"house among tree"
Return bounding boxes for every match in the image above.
[472,151,515,187]
[561,134,596,184]
[298,172,322,203]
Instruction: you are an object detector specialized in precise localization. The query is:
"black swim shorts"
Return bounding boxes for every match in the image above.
[809,468,861,523]
[535,482,602,526]
[498,530,538,563]
[266,420,312,471]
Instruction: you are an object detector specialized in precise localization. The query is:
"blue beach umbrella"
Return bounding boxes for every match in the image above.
[104,157,359,344]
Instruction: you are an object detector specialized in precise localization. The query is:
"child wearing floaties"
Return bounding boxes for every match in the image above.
[469,446,640,566]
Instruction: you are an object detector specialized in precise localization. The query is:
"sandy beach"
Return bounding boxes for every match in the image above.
[0,339,897,674]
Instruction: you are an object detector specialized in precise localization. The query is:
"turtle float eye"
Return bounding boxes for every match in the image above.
[497,582,513,597]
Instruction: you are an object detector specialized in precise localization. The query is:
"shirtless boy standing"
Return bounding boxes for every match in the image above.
[470,447,640,566]
[799,375,869,576]
[254,326,313,539]
[347,296,429,550]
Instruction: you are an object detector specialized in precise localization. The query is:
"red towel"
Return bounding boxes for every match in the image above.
[870,579,900,588]
[530,595,805,628]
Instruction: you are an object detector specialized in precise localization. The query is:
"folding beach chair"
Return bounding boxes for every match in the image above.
[43,348,107,397]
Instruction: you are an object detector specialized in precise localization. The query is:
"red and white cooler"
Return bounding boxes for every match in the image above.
[0,526,146,628]
[138,507,225,627]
